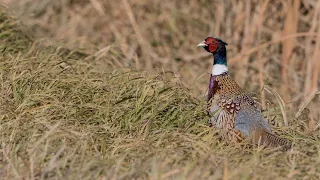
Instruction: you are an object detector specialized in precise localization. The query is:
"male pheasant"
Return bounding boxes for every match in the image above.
[197,37,291,149]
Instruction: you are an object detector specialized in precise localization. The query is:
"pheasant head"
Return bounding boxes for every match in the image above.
[197,37,228,54]
[197,37,229,75]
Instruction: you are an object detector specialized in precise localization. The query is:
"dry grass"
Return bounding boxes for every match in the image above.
[0,0,319,179]
[5,0,319,114]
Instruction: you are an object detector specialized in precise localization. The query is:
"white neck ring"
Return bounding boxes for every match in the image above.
[211,64,228,75]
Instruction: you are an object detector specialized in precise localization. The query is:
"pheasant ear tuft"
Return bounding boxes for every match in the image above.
[214,37,228,46]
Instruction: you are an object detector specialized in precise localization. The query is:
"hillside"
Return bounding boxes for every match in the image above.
[0,3,320,180]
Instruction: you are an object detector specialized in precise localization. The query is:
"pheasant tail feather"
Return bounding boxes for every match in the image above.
[258,132,292,150]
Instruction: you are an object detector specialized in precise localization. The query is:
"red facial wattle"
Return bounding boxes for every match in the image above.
[204,37,218,53]
[209,43,218,53]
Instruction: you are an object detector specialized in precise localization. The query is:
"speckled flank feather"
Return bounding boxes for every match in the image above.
[208,73,291,148]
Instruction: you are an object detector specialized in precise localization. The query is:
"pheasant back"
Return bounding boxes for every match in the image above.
[208,73,291,148]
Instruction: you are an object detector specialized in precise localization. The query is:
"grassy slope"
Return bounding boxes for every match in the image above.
[0,9,320,180]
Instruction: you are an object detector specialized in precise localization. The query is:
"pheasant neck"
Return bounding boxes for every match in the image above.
[212,52,228,76]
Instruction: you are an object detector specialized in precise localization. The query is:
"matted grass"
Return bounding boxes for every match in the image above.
[0,7,320,180]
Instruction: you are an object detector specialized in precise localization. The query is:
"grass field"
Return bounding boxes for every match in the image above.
[1,1,320,179]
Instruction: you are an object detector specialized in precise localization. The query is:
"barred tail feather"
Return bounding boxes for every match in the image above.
[263,132,292,150]
[251,130,292,150]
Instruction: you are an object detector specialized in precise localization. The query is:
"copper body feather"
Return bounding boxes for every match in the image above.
[207,73,291,149]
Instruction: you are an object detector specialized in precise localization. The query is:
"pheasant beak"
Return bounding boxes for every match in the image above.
[197,41,207,47]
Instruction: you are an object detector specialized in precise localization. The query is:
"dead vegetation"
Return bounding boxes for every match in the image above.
[0,0,319,179]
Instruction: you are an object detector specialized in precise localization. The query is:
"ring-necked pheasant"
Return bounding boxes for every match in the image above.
[197,37,291,149]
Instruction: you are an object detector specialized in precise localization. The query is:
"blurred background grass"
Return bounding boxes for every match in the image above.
[3,0,319,119]
[0,0,319,179]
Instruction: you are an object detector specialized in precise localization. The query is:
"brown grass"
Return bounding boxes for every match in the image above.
[5,0,319,113]
[0,0,319,179]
